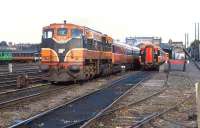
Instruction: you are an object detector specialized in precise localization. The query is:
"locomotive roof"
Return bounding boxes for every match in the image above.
[44,23,104,35]
[113,42,140,51]
[43,23,113,42]
[43,23,82,30]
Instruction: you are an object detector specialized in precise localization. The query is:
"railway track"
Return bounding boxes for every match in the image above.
[0,63,40,81]
[0,76,47,90]
[0,67,40,73]
[10,71,151,128]
[0,69,48,90]
[132,63,197,128]
[81,64,196,128]
[0,83,55,109]
[0,62,39,66]
[0,63,39,69]
[0,83,80,114]
[0,71,44,80]
[131,94,195,128]
[0,64,39,73]
[82,88,167,127]
[81,72,167,128]
[0,68,40,76]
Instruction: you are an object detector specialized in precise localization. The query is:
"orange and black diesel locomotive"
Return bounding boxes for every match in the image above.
[139,43,167,70]
[40,22,140,82]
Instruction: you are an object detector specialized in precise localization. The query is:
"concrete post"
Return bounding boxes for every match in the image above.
[198,23,199,41]
[183,60,186,72]
[199,43,200,61]
[8,63,13,73]
[196,82,200,127]
[195,23,197,40]
[168,61,171,72]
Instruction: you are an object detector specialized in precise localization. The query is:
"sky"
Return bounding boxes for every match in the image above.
[0,0,200,44]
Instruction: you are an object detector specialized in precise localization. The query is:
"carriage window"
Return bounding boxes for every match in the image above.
[43,30,53,39]
[57,28,67,36]
[72,29,82,38]
[87,39,94,50]
[113,45,123,54]
[104,43,111,51]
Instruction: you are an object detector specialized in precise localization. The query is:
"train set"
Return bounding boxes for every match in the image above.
[0,50,39,63]
[40,22,168,83]
[0,21,170,83]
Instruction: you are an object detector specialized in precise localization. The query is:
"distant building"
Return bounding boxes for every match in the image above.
[168,40,184,48]
[0,41,40,53]
[125,37,162,47]
[8,42,13,46]
[0,41,8,47]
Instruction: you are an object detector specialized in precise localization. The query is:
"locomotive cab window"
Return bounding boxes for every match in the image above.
[72,29,82,38]
[57,28,67,36]
[43,30,53,39]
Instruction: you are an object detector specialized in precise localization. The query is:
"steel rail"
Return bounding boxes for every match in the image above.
[131,94,195,128]
[10,71,149,128]
[0,84,67,109]
[80,76,150,128]
[80,79,166,128]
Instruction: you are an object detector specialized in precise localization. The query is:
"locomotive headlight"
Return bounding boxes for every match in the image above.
[58,49,65,54]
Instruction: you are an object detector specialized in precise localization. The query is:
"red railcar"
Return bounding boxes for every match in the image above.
[139,43,167,70]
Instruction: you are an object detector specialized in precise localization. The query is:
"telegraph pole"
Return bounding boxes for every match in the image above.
[185,33,187,48]
[185,33,189,48]
[195,23,197,40]
[198,22,199,41]
[187,33,189,48]
[198,22,200,60]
